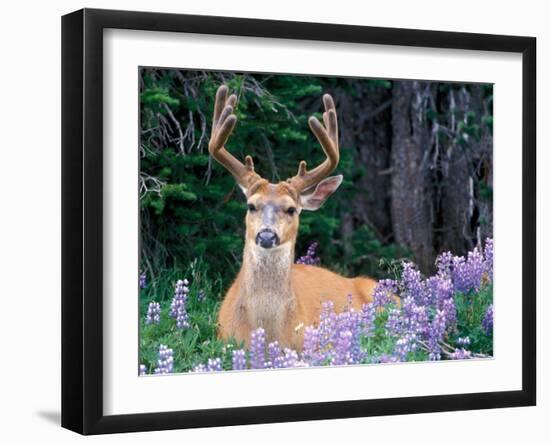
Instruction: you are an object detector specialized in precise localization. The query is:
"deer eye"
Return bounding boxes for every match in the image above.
[286,207,297,215]
[247,203,257,212]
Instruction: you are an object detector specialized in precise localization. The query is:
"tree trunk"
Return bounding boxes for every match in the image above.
[438,85,492,254]
[390,81,434,273]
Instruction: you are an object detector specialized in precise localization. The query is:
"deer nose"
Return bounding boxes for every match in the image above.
[256,229,279,249]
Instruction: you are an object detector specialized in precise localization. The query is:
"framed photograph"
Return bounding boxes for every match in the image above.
[62,8,536,435]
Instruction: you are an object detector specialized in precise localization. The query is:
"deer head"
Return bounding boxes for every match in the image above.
[208,85,342,250]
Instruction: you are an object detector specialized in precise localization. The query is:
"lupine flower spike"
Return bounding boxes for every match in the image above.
[139,272,147,289]
[170,279,190,329]
[154,345,174,374]
[145,301,161,324]
[296,242,321,265]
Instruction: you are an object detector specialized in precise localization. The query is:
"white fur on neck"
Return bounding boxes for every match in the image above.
[242,242,295,341]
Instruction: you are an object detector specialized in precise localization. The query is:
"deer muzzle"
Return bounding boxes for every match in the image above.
[256,229,279,249]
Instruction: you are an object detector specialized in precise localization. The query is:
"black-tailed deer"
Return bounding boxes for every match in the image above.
[209,85,377,350]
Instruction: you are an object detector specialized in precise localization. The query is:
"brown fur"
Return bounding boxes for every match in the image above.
[217,182,377,351]
[217,253,377,350]
[211,86,377,351]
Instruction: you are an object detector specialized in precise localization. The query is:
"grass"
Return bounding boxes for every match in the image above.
[450,285,493,356]
[139,259,243,373]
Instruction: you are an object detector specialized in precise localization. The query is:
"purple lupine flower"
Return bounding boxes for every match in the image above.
[427,309,447,360]
[484,237,494,282]
[170,279,190,329]
[372,279,398,308]
[279,348,300,368]
[145,301,161,324]
[401,296,429,337]
[427,274,456,330]
[450,255,468,293]
[334,304,364,364]
[450,348,472,360]
[302,326,321,365]
[250,328,266,369]
[466,247,485,291]
[267,341,282,368]
[456,336,471,348]
[335,305,351,331]
[139,272,147,289]
[333,330,353,365]
[482,304,494,335]
[347,309,365,364]
[378,354,399,364]
[300,301,369,367]
[402,262,428,305]
[386,307,403,337]
[154,344,174,374]
[192,363,207,372]
[318,301,337,354]
[451,248,484,293]
[436,251,453,278]
[197,290,206,302]
[390,295,430,361]
[331,310,353,364]
[296,242,321,265]
[207,357,223,372]
[441,297,457,329]
[394,332,417,361]
[361,302,376,338]
[139,364,147,375]
[192,357,224,372]
[232,349,247,370]
[425,275,453,309]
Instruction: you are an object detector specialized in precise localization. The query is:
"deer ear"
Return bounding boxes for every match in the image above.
[300,175,343,211]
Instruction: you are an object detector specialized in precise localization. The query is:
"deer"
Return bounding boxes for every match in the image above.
[209,85,378,351]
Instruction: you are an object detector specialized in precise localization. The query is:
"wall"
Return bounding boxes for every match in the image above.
[0,1,546,441]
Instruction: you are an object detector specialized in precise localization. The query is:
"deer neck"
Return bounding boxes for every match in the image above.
[239,240,296,342]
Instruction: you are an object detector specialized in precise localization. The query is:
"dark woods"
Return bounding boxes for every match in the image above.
[389,81,493,272]
[139,69,492,282]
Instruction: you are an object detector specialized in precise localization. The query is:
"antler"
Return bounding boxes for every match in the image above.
[208,85,261,189]
[287,94,340,193]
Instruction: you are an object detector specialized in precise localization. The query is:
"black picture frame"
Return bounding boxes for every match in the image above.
[61,8,536,435]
